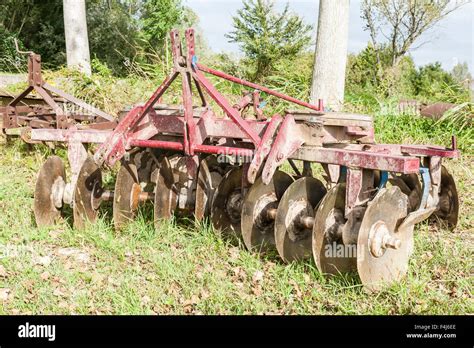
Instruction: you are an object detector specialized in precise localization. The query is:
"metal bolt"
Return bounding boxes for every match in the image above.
[382,235,402,250]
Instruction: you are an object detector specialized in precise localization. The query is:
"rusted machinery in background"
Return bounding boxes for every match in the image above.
[0,48,117,229]
[1,29,460,291]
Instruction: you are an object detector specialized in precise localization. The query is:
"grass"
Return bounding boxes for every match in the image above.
[0,64,472,314]
[0,112,473,314]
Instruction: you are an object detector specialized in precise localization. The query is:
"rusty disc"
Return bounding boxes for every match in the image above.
[154,155,179,230]
[275,177,327,262]
[211,167,244,238]
[34,156,66,227]
[113,160,140,232]
[433,165,459,230]
[195,155,224,222]
[241,171,294,252]
[312,183,358,275]
[357,186,412,292]
[73,157,103,230]
[389,173,422,212]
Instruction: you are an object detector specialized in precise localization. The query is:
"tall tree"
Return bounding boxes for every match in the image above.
[226,0,312,81]
[361,0,464,67]
[63,0,91,75]
[310,0,350,111]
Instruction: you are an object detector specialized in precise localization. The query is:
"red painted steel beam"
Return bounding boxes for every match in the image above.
[399,145,460,158]
[197,64,323,112]
[192,70,261,145]
[193,144,254,158]
[127,140,254,158]
[292,146,420,174]
[128,139,184,151]
[30,129,111,143]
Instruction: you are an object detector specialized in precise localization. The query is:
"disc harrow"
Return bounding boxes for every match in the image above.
[1,28,461,292]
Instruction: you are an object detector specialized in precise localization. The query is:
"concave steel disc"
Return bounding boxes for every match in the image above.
[275,176,327,262]
[154,155,179,231]
[389,173,422,212]
[34,156,66,227]
[73,156,103,230]
[195,155,223,222]
[113,160,140,232]
[357,186,412,292]
[432,165,459,230]
[241,170,294,253]
[211,167,244,238]
[312,183,357,275]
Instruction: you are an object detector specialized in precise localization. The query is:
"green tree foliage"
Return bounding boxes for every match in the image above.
[346,44,416,98]
[0,26,27,72]
[355,0,471,104]
[226,0,312,81]
[0,0,65,70]
[86,0,142,76]
[0,0,197,75]
[346,46,471,104]
[141,0,184,49]
[412,62,470,103]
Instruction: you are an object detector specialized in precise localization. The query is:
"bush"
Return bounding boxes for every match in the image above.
[0,28,26,72]
[412,62,470,103]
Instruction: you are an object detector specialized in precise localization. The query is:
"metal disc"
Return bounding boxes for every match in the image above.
[357,186,412,292]
[433,165,459,230]
[34,156,66,227]
[113,160,140,231]
[211,167,243,238]
[312,183,357,275]
[241,171,294,252]
[195,155,223,222]
[389,173,421,212]
[154,155,179,230]
[73,156,103,230]
[275,177,327,262]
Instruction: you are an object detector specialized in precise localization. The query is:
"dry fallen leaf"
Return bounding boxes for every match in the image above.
[58,301,69,309]
[53,287,66,297]
[91,272,105,284]
[228,247,240,261]
[34,255,51,266]
[289,279,302,298]
[0,265,7,278]
[49,229,63,238]
[252,285,262,296]
[252,270,264,283]
[57,248,90,263]
[40,271,50,280]
[0,288,11,301]
[200,289,210,299]
[190,294,199,305]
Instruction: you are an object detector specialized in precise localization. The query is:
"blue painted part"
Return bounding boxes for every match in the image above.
[378,171,388,189]
[339,166,347,183]
[191,55,198,68]
[259,101,267,109]
[419,167,431,209]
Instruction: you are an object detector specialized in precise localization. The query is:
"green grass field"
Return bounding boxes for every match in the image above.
[0,113,472,315]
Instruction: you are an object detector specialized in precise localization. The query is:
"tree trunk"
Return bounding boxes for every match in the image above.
[63,0,91,76]
[310,0,350,111]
